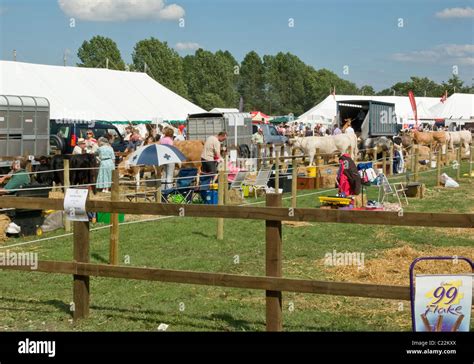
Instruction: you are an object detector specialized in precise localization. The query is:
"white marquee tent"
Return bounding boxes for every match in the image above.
[429,93,474,124]
[0,61,205,122]
[296,94,441,125]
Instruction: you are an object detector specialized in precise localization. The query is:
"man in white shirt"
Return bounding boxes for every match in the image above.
[201,132,227,174]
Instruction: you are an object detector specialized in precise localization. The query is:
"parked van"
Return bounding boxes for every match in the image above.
[50,120,127,154]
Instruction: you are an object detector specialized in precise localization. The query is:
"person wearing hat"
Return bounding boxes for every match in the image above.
[96,137,115,193]
[73,138,87,155]
[0,159,31,195]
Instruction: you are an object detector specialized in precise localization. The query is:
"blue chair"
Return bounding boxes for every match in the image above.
[161,168,198,203]
[197,174,216,203]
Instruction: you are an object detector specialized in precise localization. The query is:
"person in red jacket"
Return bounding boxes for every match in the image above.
[336,154,361,197]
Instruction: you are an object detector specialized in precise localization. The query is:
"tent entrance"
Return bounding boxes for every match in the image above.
[337,101,369,133]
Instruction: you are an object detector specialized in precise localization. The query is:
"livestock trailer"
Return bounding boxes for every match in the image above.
[186,112,253,153]
[337,100,397,137]
[0,95,50,160]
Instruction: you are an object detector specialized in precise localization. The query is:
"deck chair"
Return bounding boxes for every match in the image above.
[242,165,273,199]
[161,168,198,204]
[229,170,248,190]
[378,174,408,205]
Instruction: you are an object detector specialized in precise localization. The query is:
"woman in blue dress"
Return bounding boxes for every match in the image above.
[96,137,115,192]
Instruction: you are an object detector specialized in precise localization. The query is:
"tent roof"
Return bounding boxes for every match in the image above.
[209,108,240,113]
[296,94,441,124]
[0,61,205,122]
[429,93,474,120]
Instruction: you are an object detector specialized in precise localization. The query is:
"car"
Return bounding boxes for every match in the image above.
[50,120,127,154]
[252,124,288,145]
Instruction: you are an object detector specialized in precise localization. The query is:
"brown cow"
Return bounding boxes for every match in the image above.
[174,140,204,170]
[412,130,433,146]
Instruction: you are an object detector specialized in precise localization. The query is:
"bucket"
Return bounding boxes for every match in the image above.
[243,185,250,197]
[306,166,317,178]
[431,160,436,168]
[203,190,218,205]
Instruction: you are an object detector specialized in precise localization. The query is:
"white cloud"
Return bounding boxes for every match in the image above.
[435,7,474,19]
[175,42,200,51]
[392,44,474,66]
[58,0,185,22]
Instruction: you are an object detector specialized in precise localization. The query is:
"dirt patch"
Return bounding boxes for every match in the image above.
[324,245,473,286]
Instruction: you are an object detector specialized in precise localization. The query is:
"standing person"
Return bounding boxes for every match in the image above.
[0,159,31,195]
[85,130,99,154]
[73,138,87,155]
[343,119,355,134]
[126,128,142,152]
[201,132,227,174]
[159,128,175,190]
[320,124,327,136]
[333,125,342,135]
[96,137,115,193]
[251,127,264,158]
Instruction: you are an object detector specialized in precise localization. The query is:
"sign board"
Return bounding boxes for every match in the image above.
[414,274,472,332]
[64,188,89,222]
[0,117,5,122]
[24,119,33,123]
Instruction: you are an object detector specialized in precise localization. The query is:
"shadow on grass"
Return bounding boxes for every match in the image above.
[91,253,109,264]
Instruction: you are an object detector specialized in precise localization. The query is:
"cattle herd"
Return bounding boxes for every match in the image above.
[291,129,473,166]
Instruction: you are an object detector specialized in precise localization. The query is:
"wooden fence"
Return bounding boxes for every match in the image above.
[0,194,473,331]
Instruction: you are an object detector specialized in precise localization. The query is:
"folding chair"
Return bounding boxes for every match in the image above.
[161,168,198,203]
[196,173,216,203]
[242,165,273,199]
[229,170,248,190]
[378,174,408,205]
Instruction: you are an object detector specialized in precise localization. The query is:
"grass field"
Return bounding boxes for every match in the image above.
[0,162,472,331]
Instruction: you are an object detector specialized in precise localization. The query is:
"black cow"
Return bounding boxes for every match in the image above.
[33,156,54,186]
[44,154,98,193]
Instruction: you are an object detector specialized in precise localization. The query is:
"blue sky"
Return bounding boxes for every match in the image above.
[0,0,472,91]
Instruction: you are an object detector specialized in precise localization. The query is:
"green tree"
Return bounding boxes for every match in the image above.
[132,37,187,97]
[442,75,470,94]
[77,35,125,70]
[238,51,266,111]
[359,85,375,95]
[377,77,443,97]
[183,49,238,110]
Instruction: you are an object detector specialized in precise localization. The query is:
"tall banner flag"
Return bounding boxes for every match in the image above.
[414,274,472,332]
[408,90,418,126]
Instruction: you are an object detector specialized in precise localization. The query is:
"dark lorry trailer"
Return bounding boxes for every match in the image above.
[337,100,399,137]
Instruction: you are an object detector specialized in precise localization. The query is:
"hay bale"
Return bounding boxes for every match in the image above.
[227,189,244,205]
[0,215,11,242]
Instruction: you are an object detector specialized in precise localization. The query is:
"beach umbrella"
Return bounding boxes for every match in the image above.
[129,144,186,166]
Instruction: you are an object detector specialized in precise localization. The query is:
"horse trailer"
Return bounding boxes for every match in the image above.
[0,95,50,160]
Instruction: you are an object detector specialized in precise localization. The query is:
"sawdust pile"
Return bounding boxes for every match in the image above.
[324,245,473,286]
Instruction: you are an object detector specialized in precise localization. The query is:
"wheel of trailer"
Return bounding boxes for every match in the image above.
[50,135,65,154]
[239,144,251,158]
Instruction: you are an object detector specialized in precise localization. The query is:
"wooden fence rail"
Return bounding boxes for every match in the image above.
[0,194,472,331]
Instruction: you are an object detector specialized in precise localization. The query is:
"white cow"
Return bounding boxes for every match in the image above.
[448,131,472,155]
[291,133,358,165]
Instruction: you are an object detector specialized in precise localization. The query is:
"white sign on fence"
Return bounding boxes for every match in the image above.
[64,188,89,222]
[414,274,472,332]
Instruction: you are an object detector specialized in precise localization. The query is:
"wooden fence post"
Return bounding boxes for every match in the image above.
[414,145,419,182]
[456,147,461,181]
[372,148,377,169]
[437,149,442,186]
[315,148,321,190]
[389,145,394,176]
[275,150,280,192]
[429,142,433,169]
[73,220,90,320]
[257,143,262,170]
[109,170,119,265]
[291,157,297,208]
[469,146,473,177]
[382,152,387,176]
[266,193,282,332]
[217,162,225,241]
[64,159,71,232]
